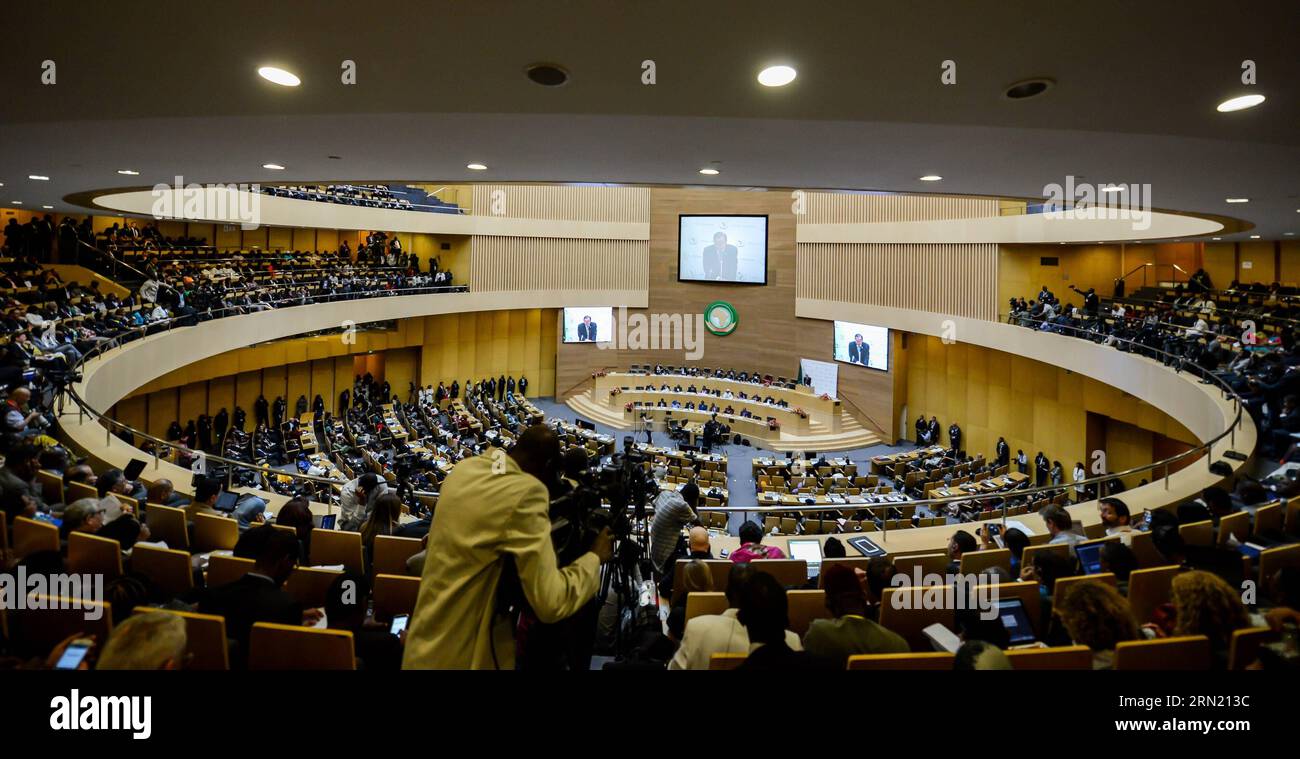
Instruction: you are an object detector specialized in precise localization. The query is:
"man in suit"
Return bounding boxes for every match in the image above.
[198,526,309,668]
[701,231,739,281]
[996,437,1010,467]
[497,374,506,401]
[668,564,803,670]
[847,333,870,366]
[577,315,597,342]
[518,376,528,396]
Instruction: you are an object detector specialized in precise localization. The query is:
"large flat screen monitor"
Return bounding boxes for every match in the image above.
[833,321,890,371]
[562,307,613,344]
[677,214,768,284]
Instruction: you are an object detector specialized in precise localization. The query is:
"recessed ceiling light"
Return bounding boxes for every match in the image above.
[1003,78,1055,100]
[699,168,720,176]
[1216,94,1265,112]
[257,66,301,87]
[262,163,286,170]
[42,205,53,209]
[1286,232,1295,236]
[1250,235,1260,239]
[757,65,797,87]
[11,201,21,205]
[28,175,49,181]
[1212,237,1221,241]
[525,63,569,87]
[466,163,487,171]
[117,169,140,176]
[919,175,942,182]
[1225,198,1249,203]
[1100,184,1125,193]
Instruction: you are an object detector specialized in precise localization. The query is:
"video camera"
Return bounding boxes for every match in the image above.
[550,435,652,567]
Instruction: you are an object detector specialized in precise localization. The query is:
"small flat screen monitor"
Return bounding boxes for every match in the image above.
[833,321,890,371]
[562,307,613,344]
[677,215,768,284]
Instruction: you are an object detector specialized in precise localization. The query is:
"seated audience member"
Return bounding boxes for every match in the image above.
[1160,570,1252,668]
[1054,582,1140,669]
[730,520,787,562]
[946,530,977,573]
[952,639,1012,671]
[339,472,388,532]
[1099,497,1133,539]
[1099,542,1139,594]
[146,478,189,508]
[324,573,402,671]
[198,527,310,667]
[803,563,908,667]
[736,571,824,670]
[0,443,46,513]
[862,556,898,619]
[60,496,146,549]
[687,526,713,559]
[669,564,802,670]
[666,559,714,642]
[1022,550,1076,629]
[96,468,144,521]
[360,492,404,572]
[273,496,316,562]
[185,476,223,520]
[96,611,188,670]
[1040,503,1083,551]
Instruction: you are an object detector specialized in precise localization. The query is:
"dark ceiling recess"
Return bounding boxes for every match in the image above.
[526,63,570,87]
[1004,78,1054,100]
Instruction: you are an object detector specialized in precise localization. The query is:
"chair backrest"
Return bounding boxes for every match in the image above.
[1114,635,1211,670]
[878,586,956,650]
[1286,496,1300,537]
[847,652,955,670]
[248,622,355,670]
[372,573,420,621]
[12,516,59,558]
[1178,519,1215,547]
[1127,530,1165,567]
[36,469,63,503]
[193,513,238,553]
[65,480,99,502]
[958,548,1011,575]
[206,554,255,587]
[154,608,229,670]
[708,653,747,670]
[373,535,423,576]
[67,531,123,579]
[131,543,194,596]
[1217,511,1251,548]
[786,589,831,637]
[1004,645,1093,670]
[285,567,344,608]
[748,558,808,587]
[1019,542,1070,572]
[310,528,365,574]
[684,592,729,623]
[13,595,113,658]
[892,552,948,578]
[1254,502,1283,538]
[1052,572,1117,607]
[816,557,874,587]
[1228,626,1277,670]
[144,503,190,551]
[1258,543,1300,586]
[1126,565,1180,625]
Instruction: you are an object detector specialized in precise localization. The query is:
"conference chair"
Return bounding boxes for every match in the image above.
[1253,502,1283,539]
[131,543,195,596]
[1227,627,1277,670]
[285,566,344,608]
[13,595,113,659]
[1178,519,1215,547]
[67,532,123,579]
[750,558,808,587]
[786,590,832,636]
[206,554,255,587]
[372,573,420,621]
[373,535,423,575]
[144,503,190,551]
[1019,542,1070,572]
[1127,530,1165,568]
[12,516,59,558]
[1125,565,1179,625]
[248,622,355,670]
[684,592,729,624]
[154,608,229,670]
[1114,635,1211,670]
[1286,496,1300,537]
[65,480,99,502]
[1052,572,1117,608]
[878,586,956,651]
[36,469,63,503]
[958,548,1012,576]
[709,653,747,670]
[1005,645,1093,670]
[892,552,948,579]
[193,513,238,553]
[847,652,955,670]
[1258,543,1300,585]
[1216,511,1251,548]
[309,528,365,573]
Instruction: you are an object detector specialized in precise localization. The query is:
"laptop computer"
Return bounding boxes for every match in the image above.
[787,538,823,578]
[213,490,240,513]
[1075,541,1105,574]
[995,597,1038,646]
[123,458,147,482]
[313,513,337,530]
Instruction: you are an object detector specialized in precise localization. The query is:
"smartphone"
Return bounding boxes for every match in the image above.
[55,639,94,670]
[390,614,410,636]
[719,548,730,559]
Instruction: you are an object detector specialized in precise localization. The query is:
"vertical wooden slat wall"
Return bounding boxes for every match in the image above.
[470,236,649,293]
[470,185,650,223]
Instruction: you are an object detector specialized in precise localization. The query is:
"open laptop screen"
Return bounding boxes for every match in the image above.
[996,598,1037,645]
[787,539,823,574]
[1075,542,1104,575]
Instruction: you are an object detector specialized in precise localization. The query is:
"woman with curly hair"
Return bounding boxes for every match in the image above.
[1055,582,1140,669]
[1169,570,1251,668]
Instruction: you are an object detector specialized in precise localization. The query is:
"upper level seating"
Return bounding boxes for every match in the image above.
[261,183,463,214]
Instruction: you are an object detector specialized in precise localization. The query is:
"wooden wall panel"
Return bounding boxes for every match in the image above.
[470,236,648,292]
[470,185,650,222]
[797,192,999,224]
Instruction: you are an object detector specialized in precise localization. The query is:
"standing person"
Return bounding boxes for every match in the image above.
[402,425,613,669]
[1073,461,1088,502]
[1016,450,1028,475]
[996,437,1010,467]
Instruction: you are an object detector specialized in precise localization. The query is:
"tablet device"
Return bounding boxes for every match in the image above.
[213,490,240,513]
[846,535,887,558]
[995,598,1037,646]
[123,458,147,481]
[1075,541,1105,574]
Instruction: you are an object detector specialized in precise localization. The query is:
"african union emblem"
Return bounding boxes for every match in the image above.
[704,300,738,336]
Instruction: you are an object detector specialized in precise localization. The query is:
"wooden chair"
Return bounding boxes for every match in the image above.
[1019,542,1070,573]
[708,653,747,670]
[786,589,831,636]
[1258,543,1300,584]
[65,480,99,503]
[1005,645,1093,670]
[67,532,123,579]
[154,608,229,670]
[1052,572,1117,607]
[1217,511,1251,548]
[892,553,948,579]
[1228,626,1277,670]
[131,543,194,596]
[1114,635,1211,670]
[1179,519,1215,547]
[878,586,956,651]
[206,554,255,587]
[193,513,238,553]
[1285,496,1300,537]
[36,469,63,504]
[12,595,113,657]
[1254,502,1283,538]
[847,652,955,670]
[816,557,874,587]
[310,528,365,574]
[144,503,190,551]
[958,548,1012,575]
[372,573,420,621]
[285,566,344,608]
[749,558,808,587]
[1125,565,1179,624]
[373,535,423,576]
[248,622,355,670]
[684,591,729,624]
[1127,530,1165,567]
[12,516,59,558]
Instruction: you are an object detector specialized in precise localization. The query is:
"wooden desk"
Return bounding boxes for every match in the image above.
[595,372,840,428]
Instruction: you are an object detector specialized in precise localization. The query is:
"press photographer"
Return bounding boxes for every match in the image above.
[402,424,613,670]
